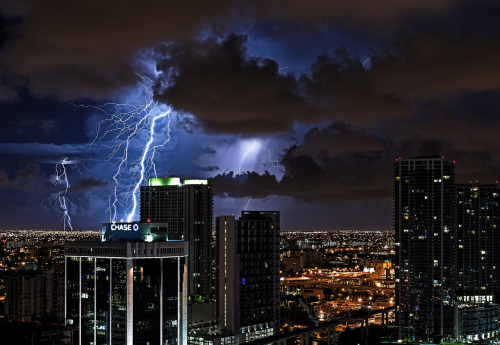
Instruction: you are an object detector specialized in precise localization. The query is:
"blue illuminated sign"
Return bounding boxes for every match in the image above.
[102,222,151,241]
[110,223,139,231]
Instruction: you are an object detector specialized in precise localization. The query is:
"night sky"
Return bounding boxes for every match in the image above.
[1,0,500,230]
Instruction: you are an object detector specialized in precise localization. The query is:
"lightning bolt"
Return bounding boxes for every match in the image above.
[243,197,252,211]
[237,138,281,173]
[125,107,171,222]
[237,138,262,174]
[233,138,269,213]
[77,76,172,222]
[267,149,279,171]
[362,58,372,69]
[49,158,73,230]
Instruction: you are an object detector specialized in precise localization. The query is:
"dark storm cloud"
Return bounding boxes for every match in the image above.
[0,84,16,101]
[0,0,465,102]
[388,106,500,152]
[370,32,500,99]
[302,123,384,154]
[212,124,392,202]
[0,142,83,156]
[0,163,47,190]
[250,0,462,33]
[0,73,21,102]
[9,117,60,134]
[0,0,233,100]
[72,178,108,192]
[200,165,220,172]
[0,170,9,187]
[212,171,281,199]
[0,163,87,192]
[299,27,500,124]
[300,49,411,123]
[212,153,393,203]
[157,25,500,135]
[154,35,417,134]
[155,34,318,134]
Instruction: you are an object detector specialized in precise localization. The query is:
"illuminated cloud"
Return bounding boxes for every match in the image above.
[155,34,318,134]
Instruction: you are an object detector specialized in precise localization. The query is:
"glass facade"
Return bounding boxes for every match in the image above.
[65,241,187,345]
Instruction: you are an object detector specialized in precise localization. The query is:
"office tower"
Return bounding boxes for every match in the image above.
[65,222,188,345]
[394,156,456,341]
[215,211,280,343]
[457,183,500,297]
[140,177,213,304]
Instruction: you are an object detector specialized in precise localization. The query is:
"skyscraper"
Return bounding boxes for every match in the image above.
[65,222,188,345]
[216,211,280,343]
[394,156,456,341]
[140,177,213,303]
[456,183,500,297]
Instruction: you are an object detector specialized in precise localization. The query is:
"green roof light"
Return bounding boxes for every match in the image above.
[149,177,181,186]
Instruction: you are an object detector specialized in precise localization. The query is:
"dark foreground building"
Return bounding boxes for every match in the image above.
[395,156,500,342]
[394,156,456,341]
[213,211,280,344]
[65,222,188,345]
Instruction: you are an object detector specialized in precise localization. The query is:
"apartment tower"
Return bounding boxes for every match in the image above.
[394,156,456,341]
[216,211,281,343]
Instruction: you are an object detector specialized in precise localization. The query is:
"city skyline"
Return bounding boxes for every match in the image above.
[1,1,500,230]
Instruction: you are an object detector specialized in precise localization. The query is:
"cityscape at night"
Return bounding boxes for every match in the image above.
[1,0,500,344]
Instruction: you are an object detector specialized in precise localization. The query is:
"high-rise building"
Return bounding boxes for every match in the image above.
[65,222,188,345]
[140,177,213,304]
[457,183,500,297]
[215,211,280,343]
[394,156,456,341]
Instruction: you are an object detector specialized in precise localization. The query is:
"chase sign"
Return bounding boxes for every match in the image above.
[110,223,140,231]
[102,222,151,241]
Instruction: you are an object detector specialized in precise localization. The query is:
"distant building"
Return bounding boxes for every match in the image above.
[5,270,64,323]
[456,183,500,297]
[300,248,325,268]
[281,255,304,273]
[394,156,456,341]
[140,177,213,306]
[215,211,280,343]
[65,222,188,345]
